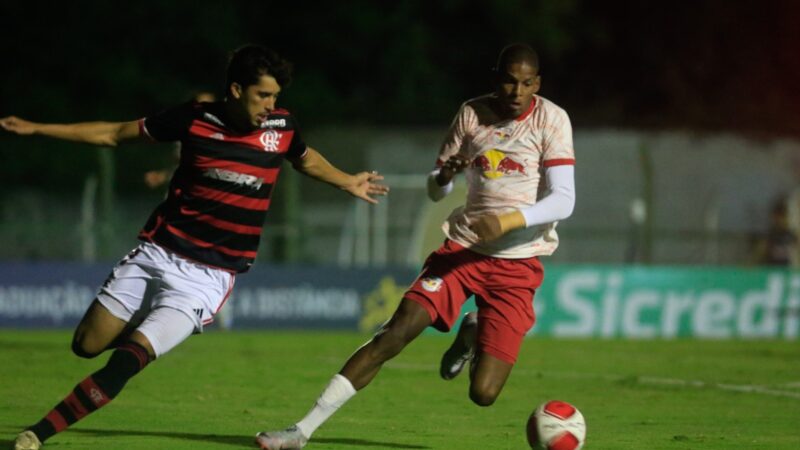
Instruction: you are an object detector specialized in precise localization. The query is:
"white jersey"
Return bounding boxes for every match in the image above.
[437,94,575,258]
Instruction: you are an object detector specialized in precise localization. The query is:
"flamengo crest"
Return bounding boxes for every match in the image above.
[259,130,281,152]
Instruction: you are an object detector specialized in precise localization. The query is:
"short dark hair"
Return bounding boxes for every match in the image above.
[495,43,539,73]
[226,44,293,90]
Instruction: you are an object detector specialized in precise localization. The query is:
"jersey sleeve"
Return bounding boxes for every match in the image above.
[541,107,575,167]
[436,103,477,168]
[285,115,308,159]
[140,102,196,142]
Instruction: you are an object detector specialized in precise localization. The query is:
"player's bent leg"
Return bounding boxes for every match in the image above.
[340,298,432,389]
[19,307,195,446]
[22,338,153,445]
[468,352,514,407]
[71,300,129,358]
[440,311,478,380]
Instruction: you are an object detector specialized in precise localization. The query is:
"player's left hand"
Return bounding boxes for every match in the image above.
[343,171,390,204]
[0,116,38,135]
[468,211,526,242]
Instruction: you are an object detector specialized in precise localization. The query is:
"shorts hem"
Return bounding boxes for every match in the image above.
[479,344,517,365]
[96,292,134,323]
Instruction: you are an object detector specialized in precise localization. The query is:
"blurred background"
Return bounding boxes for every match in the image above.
[1,0,799,335]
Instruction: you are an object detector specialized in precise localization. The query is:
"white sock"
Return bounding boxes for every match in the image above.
[295,374,357,438]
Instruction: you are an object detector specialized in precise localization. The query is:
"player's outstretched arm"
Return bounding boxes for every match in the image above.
[292,147,389,204]
[0,116,141,147]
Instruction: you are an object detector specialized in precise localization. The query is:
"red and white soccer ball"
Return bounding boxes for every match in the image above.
[527,400,586,449]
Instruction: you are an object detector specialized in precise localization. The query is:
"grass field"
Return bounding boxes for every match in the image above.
[1,330,799,449]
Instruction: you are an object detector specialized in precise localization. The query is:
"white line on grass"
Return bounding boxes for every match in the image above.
[352,359,800,401]
[637,376,800,400]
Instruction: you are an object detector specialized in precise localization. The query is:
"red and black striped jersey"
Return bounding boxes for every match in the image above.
[137,101,307,272]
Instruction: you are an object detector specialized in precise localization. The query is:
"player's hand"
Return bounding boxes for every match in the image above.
[0,116,38,135]
[468,211,526,242]
[342,171,390,204]
[436,154,471,186]
[144,170,170,189]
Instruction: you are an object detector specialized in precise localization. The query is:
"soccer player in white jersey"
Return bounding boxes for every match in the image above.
[256,43,576,449]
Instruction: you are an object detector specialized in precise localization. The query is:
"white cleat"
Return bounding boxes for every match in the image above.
[13,431,42,450]
[255,425,308,450]
[440,312,478,380]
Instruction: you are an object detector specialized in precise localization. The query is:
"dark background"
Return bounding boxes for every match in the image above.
[1,0,798,193]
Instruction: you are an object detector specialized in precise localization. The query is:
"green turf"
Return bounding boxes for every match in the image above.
[1,330,799,449]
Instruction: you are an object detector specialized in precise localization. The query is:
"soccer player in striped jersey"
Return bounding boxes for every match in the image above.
[256,43,575,449]
[1,44,388,450]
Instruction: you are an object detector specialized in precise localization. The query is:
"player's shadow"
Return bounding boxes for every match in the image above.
[38,427,430,449]
[314,437,430,449]
[27,427,253,447]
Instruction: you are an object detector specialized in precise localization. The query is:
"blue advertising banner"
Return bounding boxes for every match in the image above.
[0,262,417,331]
[1,262,798,339]
[0,263,109,328]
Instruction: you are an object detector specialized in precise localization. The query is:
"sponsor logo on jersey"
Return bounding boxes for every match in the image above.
[260,118,287,128]
[472,149,527,179]
[193,308,205,319]
[210,132,225,140]
[203,168,264,189]
[420,277,444,292]
[259,130,281,152]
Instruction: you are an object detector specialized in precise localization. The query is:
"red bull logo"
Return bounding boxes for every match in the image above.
[472,149,526,179]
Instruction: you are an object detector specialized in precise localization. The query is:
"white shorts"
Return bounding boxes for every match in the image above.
[96,241,235,356]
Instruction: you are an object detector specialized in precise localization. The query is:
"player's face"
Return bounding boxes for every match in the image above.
[495,62,540,117]
[230,74,281,129]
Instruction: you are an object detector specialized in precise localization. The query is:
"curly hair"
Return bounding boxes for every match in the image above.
[226,44,293,90]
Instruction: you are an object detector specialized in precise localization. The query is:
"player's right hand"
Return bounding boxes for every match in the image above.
[342,170,390,204]
[436,154,471,185]
[0,116,37,135]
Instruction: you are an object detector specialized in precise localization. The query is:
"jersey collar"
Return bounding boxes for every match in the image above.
[515,96,537,122]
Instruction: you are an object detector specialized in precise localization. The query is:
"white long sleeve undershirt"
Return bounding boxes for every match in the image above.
[427,169,454,201]
[521,165,575,227]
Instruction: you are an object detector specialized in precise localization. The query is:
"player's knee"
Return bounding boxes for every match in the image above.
[469,384,500,407]
[71,337,104,359]
[370,329,408,361]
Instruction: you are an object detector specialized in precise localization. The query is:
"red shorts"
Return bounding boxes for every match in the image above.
[405,239,544,364]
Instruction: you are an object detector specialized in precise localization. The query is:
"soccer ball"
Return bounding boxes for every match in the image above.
[527,400,586,449]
